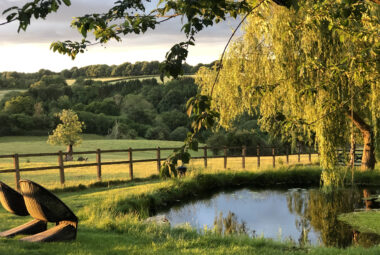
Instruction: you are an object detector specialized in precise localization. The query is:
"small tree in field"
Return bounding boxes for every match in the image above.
[48,109,84,161]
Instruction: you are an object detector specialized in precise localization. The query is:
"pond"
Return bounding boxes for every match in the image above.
[161,188,380,247]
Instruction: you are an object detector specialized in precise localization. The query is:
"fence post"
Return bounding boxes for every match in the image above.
[286,147,289,164]
[309,147,312,163]
[298,145,301,163]
[204,146,208,168]
[224,146,227,169]
[96,149,102,182]
[129,147,134,180]
[242,146,246,169]
[13,154,20,191]
[157,147,161,173]
[58,151,65,185]
[272,147,276,168]
[257,145,260,168]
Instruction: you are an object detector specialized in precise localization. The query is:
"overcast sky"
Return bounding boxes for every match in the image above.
[0,0,241,73]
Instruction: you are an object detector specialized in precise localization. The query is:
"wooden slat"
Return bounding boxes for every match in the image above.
[58,151,65,185]
[19,166,60,172]
[101,161,130,166]
[0,169,15,173]
[17,152,60,157]
[0,155,13,159]
[14,154,20,191]
[70,151,97,155]
[61,163,98,168]
[157,147,161,173]
[129,148,133,181]
[96,149,102,182]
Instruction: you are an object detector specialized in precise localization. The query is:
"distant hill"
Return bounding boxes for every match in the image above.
[0,61,214,89]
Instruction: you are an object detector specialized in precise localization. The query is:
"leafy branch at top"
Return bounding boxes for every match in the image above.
[1,0,71,30]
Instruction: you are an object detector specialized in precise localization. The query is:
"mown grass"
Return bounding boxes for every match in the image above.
[66,75,165,85]
[0,135,191,162]
[339,211,380,236]
[65,74,194,86]
[0,135,202,172]
[1,167,380,254]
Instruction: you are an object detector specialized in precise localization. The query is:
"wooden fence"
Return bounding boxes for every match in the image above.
[0,145,318,191]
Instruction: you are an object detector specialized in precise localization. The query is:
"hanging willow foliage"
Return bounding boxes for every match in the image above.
[196,0,379,187]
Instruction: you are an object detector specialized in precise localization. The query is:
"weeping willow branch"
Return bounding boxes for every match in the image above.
[210,0,267,96]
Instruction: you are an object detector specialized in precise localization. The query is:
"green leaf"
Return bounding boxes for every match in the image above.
[62,0,71,6]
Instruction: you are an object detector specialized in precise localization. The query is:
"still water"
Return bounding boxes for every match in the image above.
[162,188,380,247]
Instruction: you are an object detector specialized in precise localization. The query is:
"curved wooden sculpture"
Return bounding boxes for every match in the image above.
[19,180,78,242]
[0,181,47,237]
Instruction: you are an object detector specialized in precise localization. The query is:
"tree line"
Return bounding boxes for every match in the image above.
[0,75,275,153]
[0,61,214,89]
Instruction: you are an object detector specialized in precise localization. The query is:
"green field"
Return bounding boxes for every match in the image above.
[0,135,192,162]
[0,90,26,100]
[65,74,194,85]
[0,135,197,189]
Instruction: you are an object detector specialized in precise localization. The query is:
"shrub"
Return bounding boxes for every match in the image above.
[169,126,189,141]
[145,126,170,140]
[108,121,138,139]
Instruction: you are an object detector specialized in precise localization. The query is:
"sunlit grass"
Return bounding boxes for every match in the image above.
[65,74,194,86]
[0,135,321,189]
[0,153,319,190]
[0,135,193,163]
[339,211,380,236]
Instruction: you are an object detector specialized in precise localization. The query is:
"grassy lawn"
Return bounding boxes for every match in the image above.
[65,74,194,86]
[1,169,380,254]
[0,135,192,162]
[65,75,165,85]
[339,211,380,236]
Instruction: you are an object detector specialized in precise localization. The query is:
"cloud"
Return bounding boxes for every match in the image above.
[0,0,243,72]
[0,0,240,43]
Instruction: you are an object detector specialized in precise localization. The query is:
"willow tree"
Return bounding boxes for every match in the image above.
[196,1,379,184]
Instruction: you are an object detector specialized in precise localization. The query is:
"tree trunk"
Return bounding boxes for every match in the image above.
[66,144,73,161]
[363,189,373,210]
[346,110,376,171]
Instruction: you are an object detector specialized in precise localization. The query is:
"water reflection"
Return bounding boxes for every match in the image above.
[286,189,312,246]
[213,211,250,236]
[287,188,362,247]
[163,188,380,247]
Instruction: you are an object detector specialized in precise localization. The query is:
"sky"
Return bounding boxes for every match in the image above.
[0,0,241,73]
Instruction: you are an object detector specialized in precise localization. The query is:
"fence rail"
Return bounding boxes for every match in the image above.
[0,145,321,190]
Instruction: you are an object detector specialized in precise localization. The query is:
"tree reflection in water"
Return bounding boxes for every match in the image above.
[286,189,312,246]
[287,188,380,247]
[213,211,250,236]
[165,188,380,247]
